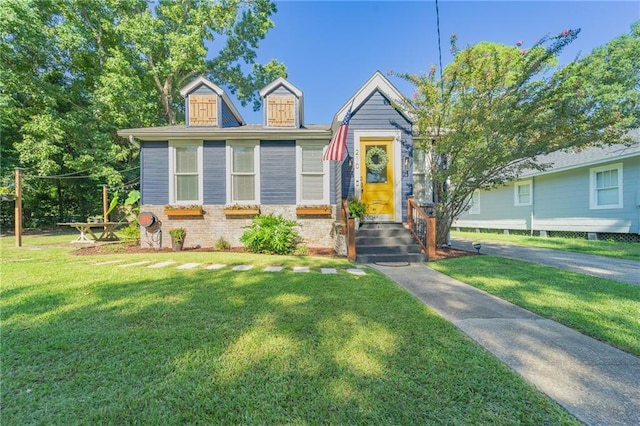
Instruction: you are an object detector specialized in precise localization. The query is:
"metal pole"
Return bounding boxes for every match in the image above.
[15,167,22,247]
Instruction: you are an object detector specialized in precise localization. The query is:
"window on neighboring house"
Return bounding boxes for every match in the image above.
[590,163,623,209]
[297,143,329,204]
[468,190,480,214]
[169,142,203,204]
[514,180,532,206]
[412,148,432,205]
[227,142,260,204]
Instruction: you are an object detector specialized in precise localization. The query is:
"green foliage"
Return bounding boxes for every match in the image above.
[168,228,186,243]
[395,24,640,245]
[119,222,141,242]
[214,237,231,251]
[0,0,285,227]
[240,214,301,255]
[348,198,367,219]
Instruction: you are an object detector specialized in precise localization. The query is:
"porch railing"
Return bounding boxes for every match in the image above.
[406,197,436,260]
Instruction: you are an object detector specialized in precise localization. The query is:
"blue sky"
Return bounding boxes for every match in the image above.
[227,1,640,125]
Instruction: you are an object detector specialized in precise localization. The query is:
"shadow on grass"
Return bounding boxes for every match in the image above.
[2,266,579,424]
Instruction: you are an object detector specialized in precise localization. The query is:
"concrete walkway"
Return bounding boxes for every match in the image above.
[450,239,640,286]
[371,262,640,426]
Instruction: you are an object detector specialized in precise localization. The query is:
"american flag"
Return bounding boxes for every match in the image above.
[323,103,353,161]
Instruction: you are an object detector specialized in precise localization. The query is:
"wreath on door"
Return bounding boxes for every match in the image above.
[365,147,388,172]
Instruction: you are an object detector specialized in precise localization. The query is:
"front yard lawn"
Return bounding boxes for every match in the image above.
[1,238,578,424]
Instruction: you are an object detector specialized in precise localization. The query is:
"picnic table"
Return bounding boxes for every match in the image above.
[57,222,121,243]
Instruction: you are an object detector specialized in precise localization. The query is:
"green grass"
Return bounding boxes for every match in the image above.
[430,256,640,356]
[452,230,640,260]
[1,236,579,424]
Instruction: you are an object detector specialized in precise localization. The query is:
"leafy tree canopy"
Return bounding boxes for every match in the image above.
[395,22,640,244]
[0,0,285,226]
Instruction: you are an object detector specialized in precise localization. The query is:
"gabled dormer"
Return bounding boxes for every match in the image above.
[180,76,245,127]
[259,77,303,128]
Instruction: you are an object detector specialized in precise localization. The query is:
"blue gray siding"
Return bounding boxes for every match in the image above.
[203,141,226,204]
[260,140,296,204]
[455,156,640,234]
[342,90,413,220]
[141,141,169,205]
[221,102,241,127]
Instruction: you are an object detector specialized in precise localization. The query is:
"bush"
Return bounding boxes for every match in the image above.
[215,237,231,250]
[240,214,301,255]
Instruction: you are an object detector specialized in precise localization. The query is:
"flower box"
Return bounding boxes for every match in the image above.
[224,207,260,217]
[296,206,332,216]
[164,207,203,217]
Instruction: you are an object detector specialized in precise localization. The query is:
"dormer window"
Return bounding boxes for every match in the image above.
[179,76,245,128]
[188,95,218,126]
[267,95,295,127]
[260,77,303,128]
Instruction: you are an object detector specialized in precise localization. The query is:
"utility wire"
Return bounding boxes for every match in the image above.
[24,165,139,180]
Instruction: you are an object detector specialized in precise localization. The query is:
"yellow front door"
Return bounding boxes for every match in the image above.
[360,138,394,220]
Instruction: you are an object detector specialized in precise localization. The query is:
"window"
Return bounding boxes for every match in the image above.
[412,147,432,205]
[169,142,203,204]
[590,163,623,209]
[514,180,532,206]
[227,142,260,204]
[468,190,480,214]
[297,142,329,204]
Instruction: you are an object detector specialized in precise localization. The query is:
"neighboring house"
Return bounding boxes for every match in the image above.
[453,132,640,241]
[117,71,415,251]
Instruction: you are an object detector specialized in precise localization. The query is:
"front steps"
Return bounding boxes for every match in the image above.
[355,222,427,264]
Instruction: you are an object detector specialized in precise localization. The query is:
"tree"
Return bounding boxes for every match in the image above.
[1,0,285,227]
[396,23,640,245]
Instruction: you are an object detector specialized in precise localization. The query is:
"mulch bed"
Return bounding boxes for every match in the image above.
[73,241,473,261]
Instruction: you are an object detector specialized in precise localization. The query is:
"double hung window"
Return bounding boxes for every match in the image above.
[297,143,329,204]
[169,142,203,204]
[227,142,260,204]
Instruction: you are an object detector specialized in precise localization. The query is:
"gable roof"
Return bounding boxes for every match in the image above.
[332,71,412,130]
[179,76,245,126]
[521,129,640,177]
[259,77,303,98]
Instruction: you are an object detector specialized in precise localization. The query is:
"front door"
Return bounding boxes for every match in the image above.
[359,138,394,221]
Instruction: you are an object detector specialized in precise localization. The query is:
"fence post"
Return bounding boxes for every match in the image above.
[347,217,356,261]
[407,197,414,232]
[426,216,436,260]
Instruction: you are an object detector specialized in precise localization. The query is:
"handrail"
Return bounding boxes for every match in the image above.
[407,197,436,260]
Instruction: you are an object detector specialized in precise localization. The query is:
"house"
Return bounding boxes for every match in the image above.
[117,71,416,252]
[453,131,640,241]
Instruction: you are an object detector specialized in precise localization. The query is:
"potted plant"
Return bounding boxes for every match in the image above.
[347,198,367,229]
[168,228,187,251]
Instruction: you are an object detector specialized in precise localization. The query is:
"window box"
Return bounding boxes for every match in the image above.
[164,206,203,217]
[296,206,332,216]
[223,205,260,217]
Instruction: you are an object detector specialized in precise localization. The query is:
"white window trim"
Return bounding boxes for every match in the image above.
[296,141,330,205]
[468,190,480,214]
[514,180,532,206]
[168,141,204,205]
[590,163,623,210]
[226,141,261,205]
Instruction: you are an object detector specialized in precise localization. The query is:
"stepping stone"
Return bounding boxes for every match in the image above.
[118,261,151,268]
[232,265,253,271]
[205,263,226,270]
[148,261,176,268]
[347,268,366,276]
[264,266,283,272]
[93,259,125,266]
[321,268,337,274]
[293,266,310,273]
[176,263,201,270]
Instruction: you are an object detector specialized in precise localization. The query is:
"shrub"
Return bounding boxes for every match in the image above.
[215,237,231,250]
[348,198,367,219]
[240,214,301,255]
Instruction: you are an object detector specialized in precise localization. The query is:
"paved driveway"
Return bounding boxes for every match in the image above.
[451,239,640,286]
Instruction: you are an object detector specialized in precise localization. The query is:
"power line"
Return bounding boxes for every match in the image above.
[24,166,139,180]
